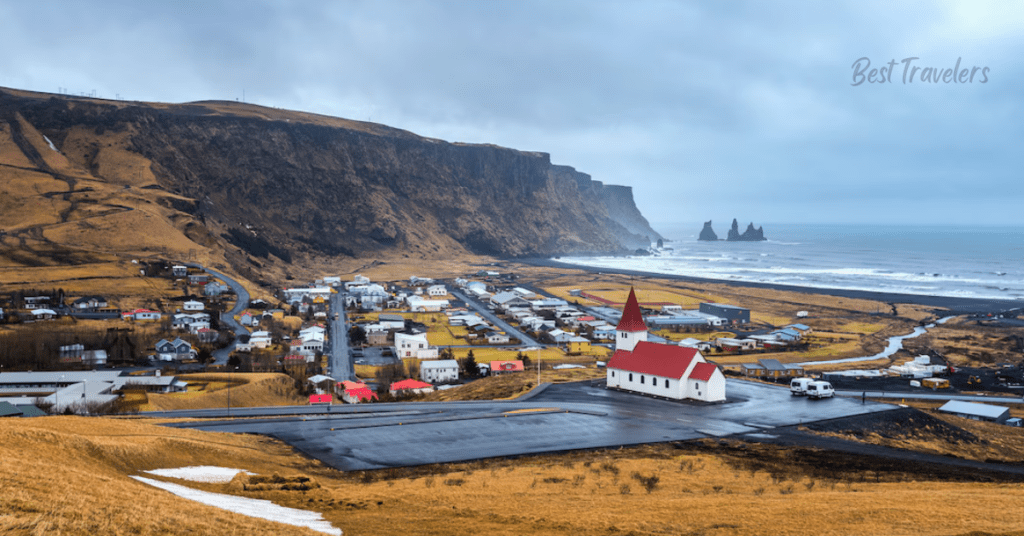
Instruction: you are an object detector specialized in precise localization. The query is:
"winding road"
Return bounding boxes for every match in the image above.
[185,263,250,365]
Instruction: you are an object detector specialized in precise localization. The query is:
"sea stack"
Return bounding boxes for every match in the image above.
[698,220,718,241]
[726,219,767,241]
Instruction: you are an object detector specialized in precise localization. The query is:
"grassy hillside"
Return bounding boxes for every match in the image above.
[141,373,306,411]
[3,416,1024,536]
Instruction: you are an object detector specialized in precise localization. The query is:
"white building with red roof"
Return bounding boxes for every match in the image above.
[606,288,726,402]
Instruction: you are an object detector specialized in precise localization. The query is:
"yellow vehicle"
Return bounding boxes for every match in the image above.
[922,377,950,389]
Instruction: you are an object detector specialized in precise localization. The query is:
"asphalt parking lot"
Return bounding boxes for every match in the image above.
[165,380,894,471]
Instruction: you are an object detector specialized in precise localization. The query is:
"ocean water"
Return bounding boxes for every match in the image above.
[562,224,1024,301]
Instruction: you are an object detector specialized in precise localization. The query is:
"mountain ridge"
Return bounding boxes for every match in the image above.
[0,87,661,276]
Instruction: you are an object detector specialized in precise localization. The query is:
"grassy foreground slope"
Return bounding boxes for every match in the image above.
[3,416,1024,536]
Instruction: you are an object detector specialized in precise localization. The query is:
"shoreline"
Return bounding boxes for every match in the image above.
[520,258,1018,313]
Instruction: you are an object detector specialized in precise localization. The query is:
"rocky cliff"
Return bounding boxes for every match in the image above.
[0,88,660,265]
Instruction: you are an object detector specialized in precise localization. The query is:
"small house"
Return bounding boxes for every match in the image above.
[182,300,205,312]
[389,379,434,396]
[420,360,460,383]
[490,360,524,375]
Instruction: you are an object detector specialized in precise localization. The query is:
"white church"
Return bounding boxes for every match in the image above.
[606,288,727,402]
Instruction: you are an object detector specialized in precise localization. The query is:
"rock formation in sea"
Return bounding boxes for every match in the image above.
[698,220,718,241]
[726,219,767,241]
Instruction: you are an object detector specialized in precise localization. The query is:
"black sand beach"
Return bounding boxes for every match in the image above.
[521,258,1019,314]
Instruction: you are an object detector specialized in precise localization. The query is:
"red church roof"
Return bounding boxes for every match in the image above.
[607,341,699,378]
[689,362,720,382]
[616,287,647,332]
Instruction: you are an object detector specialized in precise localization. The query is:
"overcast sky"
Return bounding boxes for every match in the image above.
[2,1,1021,231]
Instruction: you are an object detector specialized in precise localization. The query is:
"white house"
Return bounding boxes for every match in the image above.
[378,314,406,330]
[31,309,57,321]
[605,288,726,403]
[406,297,449,312]
[172,265,188,277]
[123,309,162,322]
[395,332,438,359]
[487,332,510,344]
[420,359,459,383]
[249,330,272,349]
[182,300,205,312]
[427,284,447,297]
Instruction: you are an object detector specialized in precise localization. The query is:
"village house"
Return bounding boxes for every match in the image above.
[427,284,447,297]
[606,288,726,403]
[155,338,195,361]
[195,327,218,344]
[490,360,524,375]
[406,296,449,312]
[566,336,591,354]
[71,296,108,311]
[171,265,188,277]
[204,282,230,296]
[30,309,57,321]
[182,300,205,312]
[420,360,460,383]
[249,330,272,349]
[239,312,255,326]
[339,381,377,403]
[23,296,51,310]
[123,309,162,322]
[394,332,438,359]
[487,332,510,344]
[188,274,209,285]
[389,379,434,396]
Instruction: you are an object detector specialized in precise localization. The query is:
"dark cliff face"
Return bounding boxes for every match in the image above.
[4,90,660,259]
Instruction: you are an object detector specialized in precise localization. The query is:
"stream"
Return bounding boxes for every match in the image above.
[797,316,955,366]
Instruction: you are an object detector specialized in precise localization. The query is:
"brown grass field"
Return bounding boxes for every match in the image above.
[3,415,1024,536]
[140,373,306,411]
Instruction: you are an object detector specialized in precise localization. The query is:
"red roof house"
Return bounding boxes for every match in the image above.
[489,360,525,374]
[342,386,378,403]
[389,379,434,395]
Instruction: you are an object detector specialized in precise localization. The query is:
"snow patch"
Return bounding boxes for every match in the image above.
[43,135,57,152]
[131,476,342,535]
[144,466,254,483]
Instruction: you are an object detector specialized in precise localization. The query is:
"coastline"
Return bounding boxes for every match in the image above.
[520,257,1018,313]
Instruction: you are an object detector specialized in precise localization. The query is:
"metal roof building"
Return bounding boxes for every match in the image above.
[937,400,1011,424]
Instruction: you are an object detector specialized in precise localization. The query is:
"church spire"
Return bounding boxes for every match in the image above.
[617,287,647,333]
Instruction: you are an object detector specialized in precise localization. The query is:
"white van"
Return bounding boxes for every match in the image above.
[790,377,813,396]
[806,381,835,399]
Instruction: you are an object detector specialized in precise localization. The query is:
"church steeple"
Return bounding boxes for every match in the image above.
[616,287,648,352]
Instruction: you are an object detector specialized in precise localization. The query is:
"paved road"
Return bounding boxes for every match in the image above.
[185,263,250,365]
[449,289,539,346]
[156,379,894,471]
[837,390,1024,404]
[327,292,354,381]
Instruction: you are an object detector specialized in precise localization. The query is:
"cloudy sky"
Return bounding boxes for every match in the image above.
[2,1,1021,231]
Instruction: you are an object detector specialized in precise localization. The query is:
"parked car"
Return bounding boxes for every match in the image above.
[790,377,813,396]
[806,380,835,399]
